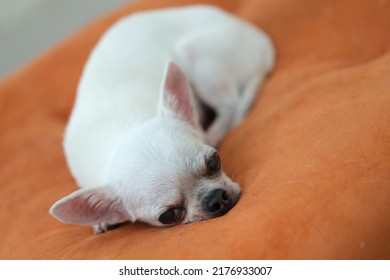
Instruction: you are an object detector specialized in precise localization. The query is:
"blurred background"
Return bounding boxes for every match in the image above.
[0,0,129,78]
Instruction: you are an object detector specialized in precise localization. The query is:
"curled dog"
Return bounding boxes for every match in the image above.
[50,5,275,233]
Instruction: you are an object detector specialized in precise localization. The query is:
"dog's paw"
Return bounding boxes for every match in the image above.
[92,222,124,234]
[92,223,109,234]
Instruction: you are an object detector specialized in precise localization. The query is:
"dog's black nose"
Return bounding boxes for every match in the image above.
[204,189,232,217]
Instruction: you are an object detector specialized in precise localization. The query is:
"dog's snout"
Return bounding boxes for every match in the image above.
[204,189,232,217]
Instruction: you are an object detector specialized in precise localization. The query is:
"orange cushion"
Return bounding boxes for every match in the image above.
[0,0,389,259]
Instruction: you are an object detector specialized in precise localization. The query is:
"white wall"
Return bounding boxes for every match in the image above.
[0,0,128,78]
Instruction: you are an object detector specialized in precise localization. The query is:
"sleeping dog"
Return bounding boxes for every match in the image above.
[50,5,275,233]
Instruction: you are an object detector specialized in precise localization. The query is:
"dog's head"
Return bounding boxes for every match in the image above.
[50,62,241,230]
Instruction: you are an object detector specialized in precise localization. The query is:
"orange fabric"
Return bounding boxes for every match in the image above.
[0,0,389,259]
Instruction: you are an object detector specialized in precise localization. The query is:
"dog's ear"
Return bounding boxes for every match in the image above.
[49,187,128,226]
[158,61,199,127]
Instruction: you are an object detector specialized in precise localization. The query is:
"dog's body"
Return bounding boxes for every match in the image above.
[50,5,275,233]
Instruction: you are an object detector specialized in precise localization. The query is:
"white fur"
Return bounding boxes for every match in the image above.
[50,5,275,233]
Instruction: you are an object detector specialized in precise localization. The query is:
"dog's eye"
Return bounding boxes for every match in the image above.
[159,208,183,225]
[205,152,221,177]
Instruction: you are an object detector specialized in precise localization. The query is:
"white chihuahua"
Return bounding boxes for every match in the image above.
[50,5,275,233]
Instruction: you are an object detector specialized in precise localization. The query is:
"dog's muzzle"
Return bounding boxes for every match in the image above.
[204,188,234,217]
